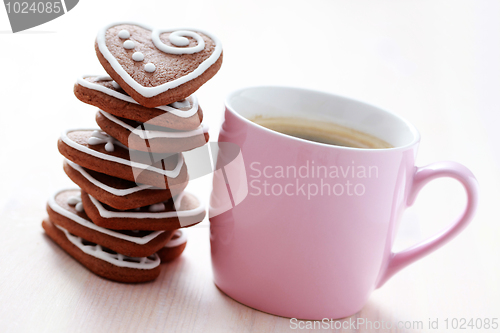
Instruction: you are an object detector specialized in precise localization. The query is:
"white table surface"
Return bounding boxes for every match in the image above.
[0,1,499,332]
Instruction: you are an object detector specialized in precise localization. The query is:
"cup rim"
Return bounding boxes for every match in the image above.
[224,85,421,152]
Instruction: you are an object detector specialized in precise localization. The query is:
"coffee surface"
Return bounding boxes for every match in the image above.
[251,116,392,149]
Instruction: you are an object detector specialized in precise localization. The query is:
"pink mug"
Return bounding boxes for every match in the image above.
[209,86,479,320]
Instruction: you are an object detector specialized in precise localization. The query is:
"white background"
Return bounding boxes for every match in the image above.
[1,0,499,331]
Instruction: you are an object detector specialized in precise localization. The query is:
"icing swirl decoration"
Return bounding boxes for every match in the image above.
[151,30,205,55]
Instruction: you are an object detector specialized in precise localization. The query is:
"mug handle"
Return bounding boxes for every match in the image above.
[376,161,479,288]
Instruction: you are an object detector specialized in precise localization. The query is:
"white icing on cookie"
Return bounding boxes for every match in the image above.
[123,40,135,49]
[88,191,205,221]
[76,75,200,118]
[152,30,205,55]
[118,29,130,39]
[65,160,157,196]
[164,229,187,248]
[132,52,144,61]
[98,110,208,140]
[61,129,184,178]
[112,81,121,89]
[144,63,156,73]
[88,130,116,152]
[94,75,112,82]
[96,22,222,98]
[55,223,160,269]
[49,189,164,245]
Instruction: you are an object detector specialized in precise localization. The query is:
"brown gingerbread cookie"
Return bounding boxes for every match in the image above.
[157,229,187,263]
[63,159,185,210]
[42,219,161,283]
[95,110,209,153]
[81,190,206,231]
[95,23,223,108]
[58,129,189,189]
[47,188,175,257]
[74,75,204,130]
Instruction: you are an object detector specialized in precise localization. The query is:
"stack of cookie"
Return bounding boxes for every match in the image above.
[42,22,222,283]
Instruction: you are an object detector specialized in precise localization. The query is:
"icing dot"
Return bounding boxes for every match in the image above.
[144,63,156,73]
[148,203,165,212]
[67,195,83,213]
[88,131,116,152]
[132,52,144,62]
[171,99,190,109]
[105,142,115,152]
[88,137,104,145]
[118,29,130,39]
[111,81,120,89]
[67,196,80,206]
[123,40,135,49]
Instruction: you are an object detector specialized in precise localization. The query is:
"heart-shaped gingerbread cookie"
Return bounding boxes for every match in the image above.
[95,22,223,108]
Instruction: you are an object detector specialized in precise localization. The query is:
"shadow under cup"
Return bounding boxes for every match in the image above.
[209,86,477,320]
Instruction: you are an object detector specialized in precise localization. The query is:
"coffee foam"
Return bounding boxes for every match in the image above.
[251,116,392,149]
